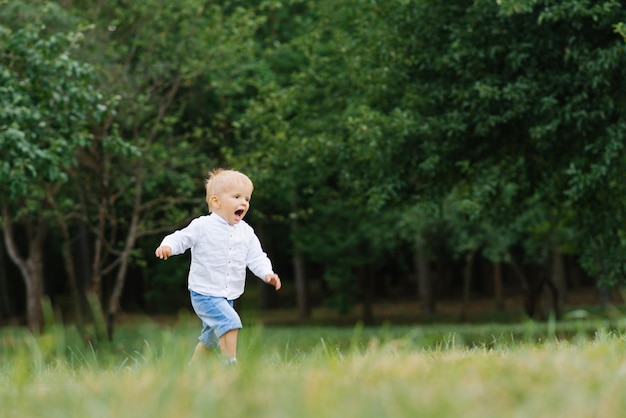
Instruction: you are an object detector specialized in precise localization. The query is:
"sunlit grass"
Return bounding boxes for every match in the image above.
[2,315,626,417]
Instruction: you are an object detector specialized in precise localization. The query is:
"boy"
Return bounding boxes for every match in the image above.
[155,168,281,365]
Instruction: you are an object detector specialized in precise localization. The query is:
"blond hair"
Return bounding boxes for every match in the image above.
[205,168,254,210]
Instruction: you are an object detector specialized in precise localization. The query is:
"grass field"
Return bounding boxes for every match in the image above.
[2,312,626,418]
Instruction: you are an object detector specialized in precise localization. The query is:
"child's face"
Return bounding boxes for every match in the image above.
[210,182,253,225]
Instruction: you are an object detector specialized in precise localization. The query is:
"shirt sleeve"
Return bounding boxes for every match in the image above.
[245,229,274,281]
[160,218,201,255]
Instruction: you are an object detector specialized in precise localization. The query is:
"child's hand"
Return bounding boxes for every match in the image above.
[155,245,172,260]
[265,273,281,291]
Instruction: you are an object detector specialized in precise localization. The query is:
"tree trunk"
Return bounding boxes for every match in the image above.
[566,255,583,290]
[293,250,310,319]
[75,220,93,299]
[459,250,476,321]
[542,276,561,320]
[360,266,375,326]
[415,241,435,314]
[2,208,47,332]
[0,238,13,319]
[493,262,505,311]
[90,196,108,299]
[507,253,537,318]
[106,203,140,341]
[58,220,89,339]
[107,249,129,339]
[551,249,567,307]
[106,166,144,341]
[46,186,90,339]
[290,195,309,319]
[24,265,45,333]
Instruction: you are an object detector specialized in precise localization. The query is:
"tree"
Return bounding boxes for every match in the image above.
[236,0,419,317]
[405,0,626,312]
[0,20,114,332]
[435,0,626,290]
[239,0,626,318]
[64,0,273,339]
[4,0,625,324]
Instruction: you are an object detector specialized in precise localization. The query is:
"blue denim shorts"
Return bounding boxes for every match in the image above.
[189,290,242,350]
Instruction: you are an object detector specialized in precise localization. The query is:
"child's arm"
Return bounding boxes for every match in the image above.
[265,273,281,291]
[155,217,202,260]
[155,245,173,260]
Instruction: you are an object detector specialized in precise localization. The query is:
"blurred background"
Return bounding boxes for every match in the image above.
[2,0,626,339]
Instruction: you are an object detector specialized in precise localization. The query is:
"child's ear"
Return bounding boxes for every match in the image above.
[209,195,220,208]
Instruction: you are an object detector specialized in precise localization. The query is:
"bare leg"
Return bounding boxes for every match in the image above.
[190,342,212,363]
[219,329,239,361]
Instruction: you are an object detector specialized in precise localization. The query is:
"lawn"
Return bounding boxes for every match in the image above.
[2,312,626,418]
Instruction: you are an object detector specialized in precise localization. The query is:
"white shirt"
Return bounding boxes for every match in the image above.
[160,213,274,300]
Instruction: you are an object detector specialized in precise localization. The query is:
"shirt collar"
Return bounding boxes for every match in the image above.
[209,212,238,228]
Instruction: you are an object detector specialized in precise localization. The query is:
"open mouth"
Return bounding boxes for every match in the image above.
[235,209,245,217]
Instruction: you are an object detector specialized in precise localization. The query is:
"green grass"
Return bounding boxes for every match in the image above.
[2,313,626,418]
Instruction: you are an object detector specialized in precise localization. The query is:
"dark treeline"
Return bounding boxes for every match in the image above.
[2,0,626,337]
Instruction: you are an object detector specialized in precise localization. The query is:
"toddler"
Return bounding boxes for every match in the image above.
[155,168,281,365]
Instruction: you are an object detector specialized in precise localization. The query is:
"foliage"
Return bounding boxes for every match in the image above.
[236,0,626,312]
[0,22,110,200]
[236,0,418,310]
[383,0,626,270]
[55,0,275,326]
[0,3,119,331]
[3,0,626,322]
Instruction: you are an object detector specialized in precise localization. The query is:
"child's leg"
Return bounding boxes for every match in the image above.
[190,341,213,363]
[190,291,242,364]
[219,329,239,360]
[189,318,218,363]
